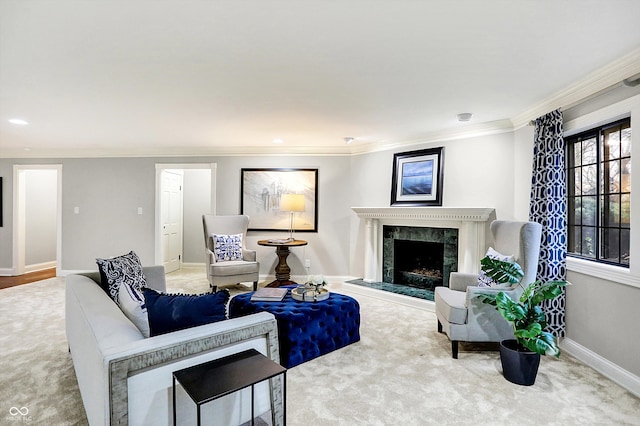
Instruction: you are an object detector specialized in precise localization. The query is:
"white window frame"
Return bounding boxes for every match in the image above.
[564,93,640,288]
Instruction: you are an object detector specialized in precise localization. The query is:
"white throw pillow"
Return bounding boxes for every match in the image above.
[478,247,517,288]
[118,282,150,338]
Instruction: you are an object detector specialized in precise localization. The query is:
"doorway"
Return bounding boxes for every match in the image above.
[155,164,216,273]
[12,164,62,276]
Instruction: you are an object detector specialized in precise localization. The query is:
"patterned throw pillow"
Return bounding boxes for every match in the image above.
[478,247,517,288]
[212,233,243,262]
[118,282,150,338]
[143,288,230,336]
[96,250,147,304]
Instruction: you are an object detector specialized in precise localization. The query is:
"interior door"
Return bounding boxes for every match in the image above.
[161,170,183,273]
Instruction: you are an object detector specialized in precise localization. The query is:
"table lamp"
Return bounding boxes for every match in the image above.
[280,193,305,241]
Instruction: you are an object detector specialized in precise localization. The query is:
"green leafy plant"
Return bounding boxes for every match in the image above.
[477,257,566,357]
[480,256,524,285]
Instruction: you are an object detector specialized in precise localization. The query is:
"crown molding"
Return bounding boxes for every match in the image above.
[0,144,355,159]
[348,119,514,156]
[511,47,640,129]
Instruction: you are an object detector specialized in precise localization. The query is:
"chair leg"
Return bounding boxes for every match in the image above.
[452,341,459,359]
[437,320,443,333]
[253,281,258,291]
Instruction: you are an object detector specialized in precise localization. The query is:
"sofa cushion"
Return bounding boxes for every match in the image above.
[212,233,243,262]
[143,288,230,336]
[118,282,150,338]
[96,250,147,304]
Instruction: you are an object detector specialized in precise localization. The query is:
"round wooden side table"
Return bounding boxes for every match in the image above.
[257,239,308,287]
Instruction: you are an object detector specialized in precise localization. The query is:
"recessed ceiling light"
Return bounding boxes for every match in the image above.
[273,138,284,144]
[23,147,32,151]
[344,137,355,144]
[457,113,473,122]
[9,118,29,125]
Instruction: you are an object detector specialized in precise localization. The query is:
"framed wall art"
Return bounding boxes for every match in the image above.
[390,147,444,206]
[241,168,318,232]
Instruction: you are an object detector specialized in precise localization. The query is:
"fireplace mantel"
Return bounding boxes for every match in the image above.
[352,207,496,283]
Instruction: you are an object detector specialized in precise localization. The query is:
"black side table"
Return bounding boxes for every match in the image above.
[172,349,286,426]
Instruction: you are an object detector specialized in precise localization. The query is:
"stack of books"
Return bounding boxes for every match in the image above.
[250,287,288,302]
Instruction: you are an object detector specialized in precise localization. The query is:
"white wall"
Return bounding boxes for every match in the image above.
[349,133,516,278]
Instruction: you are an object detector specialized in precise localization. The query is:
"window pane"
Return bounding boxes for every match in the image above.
[573,168,582,194]
[621,228,630,265]
[621,127,631,157]
[621,158,631,193]
[604,126,620,160]
[582,137,597,164]
[581,196,597,226]
[605,194,620,226]
[569,225,581,254]
[582,227,596,258]
[582,165,597,195]
[573,197,582,225]
[572,142,582,166]
[621,193,630,228]
[604,160,620,193]
[600,228,620,263]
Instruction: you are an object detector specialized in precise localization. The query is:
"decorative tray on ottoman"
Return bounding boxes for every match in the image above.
[291,285,330,302]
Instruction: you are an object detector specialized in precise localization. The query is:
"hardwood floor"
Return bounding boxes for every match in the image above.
[0,268,57,289]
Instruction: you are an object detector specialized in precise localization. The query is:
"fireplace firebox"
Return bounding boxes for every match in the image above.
[393,240,444,290]
[382,225,458,290]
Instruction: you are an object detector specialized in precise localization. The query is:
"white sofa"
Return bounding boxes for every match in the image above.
[65,266,283,426]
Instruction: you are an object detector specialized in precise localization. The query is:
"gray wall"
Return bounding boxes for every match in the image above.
[566,271,640,377]
[183,169,211,263]
[25,169,57,266]
[0,155,352,278]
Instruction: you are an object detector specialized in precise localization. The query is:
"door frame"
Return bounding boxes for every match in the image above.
[154,163,217,267]
[12,164,63,276]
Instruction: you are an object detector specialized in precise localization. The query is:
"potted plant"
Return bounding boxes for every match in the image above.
[478,256,566,386]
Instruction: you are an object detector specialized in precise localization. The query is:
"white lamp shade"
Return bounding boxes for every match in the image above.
[280,193,305,212]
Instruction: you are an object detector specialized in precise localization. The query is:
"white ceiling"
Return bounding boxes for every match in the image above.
[1,0,640,157]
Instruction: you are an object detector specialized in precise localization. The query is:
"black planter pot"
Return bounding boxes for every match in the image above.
[499,339,541,386]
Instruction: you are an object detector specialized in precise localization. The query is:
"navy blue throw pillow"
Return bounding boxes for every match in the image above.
[143,288,230,336]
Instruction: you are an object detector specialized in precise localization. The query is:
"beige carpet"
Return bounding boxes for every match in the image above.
[0,268,639,425]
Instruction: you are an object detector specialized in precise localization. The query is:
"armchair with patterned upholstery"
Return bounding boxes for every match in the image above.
[434,220,542,358]
[202,214,260,292]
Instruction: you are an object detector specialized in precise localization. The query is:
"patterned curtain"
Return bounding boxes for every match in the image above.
[528,109,567,337]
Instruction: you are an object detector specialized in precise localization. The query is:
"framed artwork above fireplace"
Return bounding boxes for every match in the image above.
[390,147,444,206]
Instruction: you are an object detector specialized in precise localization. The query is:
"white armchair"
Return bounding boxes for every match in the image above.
[202,214,260,292]
[434,220,542,358]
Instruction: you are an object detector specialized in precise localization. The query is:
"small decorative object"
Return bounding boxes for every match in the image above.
[477,257,566,386]
[292,275,329,302]
[390,147,444,206]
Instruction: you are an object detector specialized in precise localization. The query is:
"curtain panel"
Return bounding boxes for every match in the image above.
[529,108,567,337]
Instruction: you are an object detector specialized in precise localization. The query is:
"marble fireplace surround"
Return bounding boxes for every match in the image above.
[352,207,496,283]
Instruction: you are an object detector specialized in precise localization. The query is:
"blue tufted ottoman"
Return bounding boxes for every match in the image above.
[229,288,360,368]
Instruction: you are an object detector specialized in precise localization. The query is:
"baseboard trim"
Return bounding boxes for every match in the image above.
[0,268,15,276]
[24,261,56,274]
[560,337,640,398]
